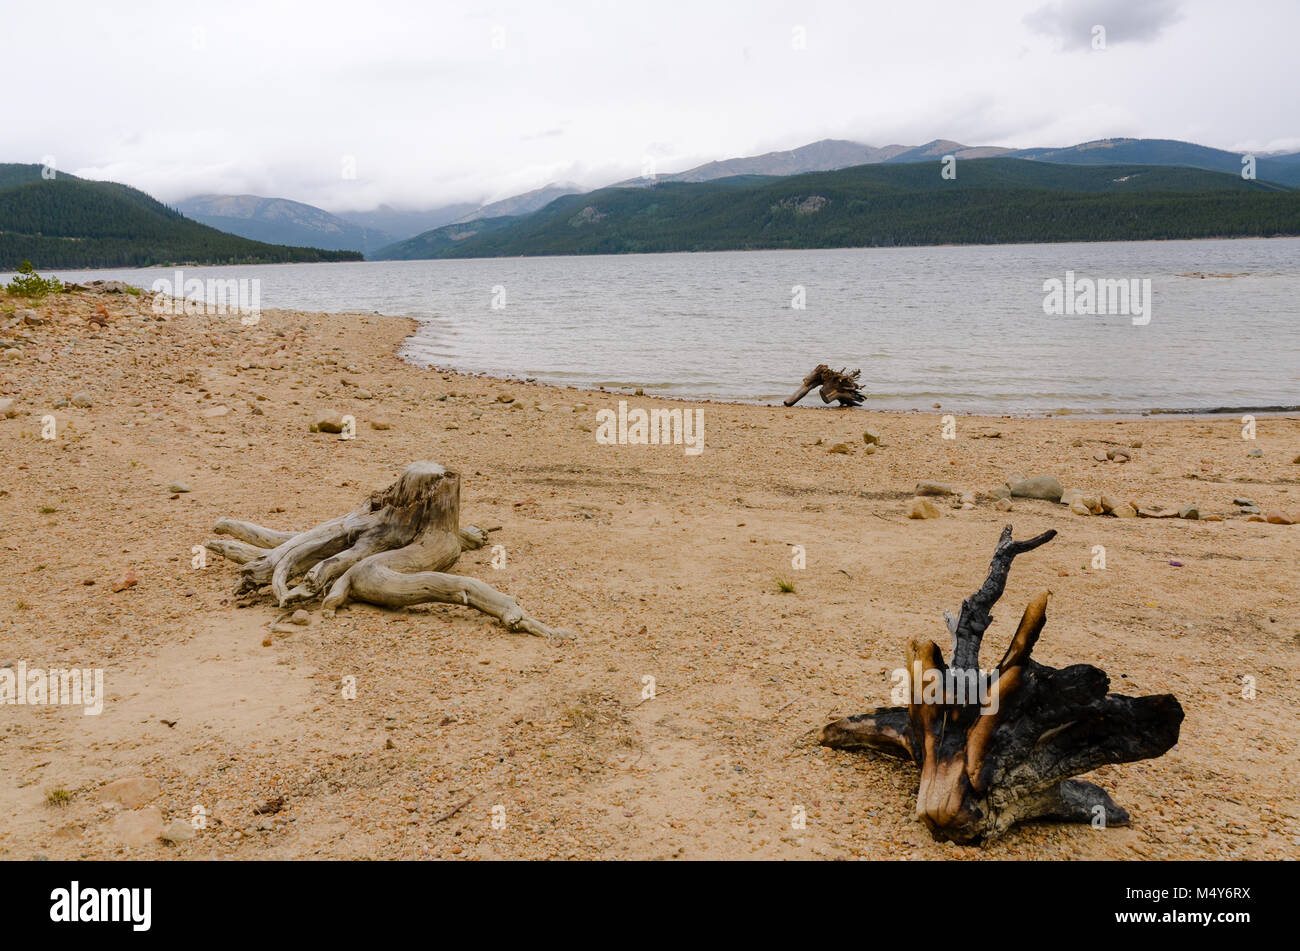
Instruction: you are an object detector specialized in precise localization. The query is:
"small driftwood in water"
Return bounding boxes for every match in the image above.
[784,364,865,407]
[206,461,571,638]
[820,526,1183,843]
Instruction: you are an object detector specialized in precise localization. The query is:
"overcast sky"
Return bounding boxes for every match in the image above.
[7,0,1297,212]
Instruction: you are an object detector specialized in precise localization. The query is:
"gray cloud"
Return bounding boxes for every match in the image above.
[1025,0,1185,49]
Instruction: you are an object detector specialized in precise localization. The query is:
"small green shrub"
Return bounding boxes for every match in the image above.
[5,261,63,300]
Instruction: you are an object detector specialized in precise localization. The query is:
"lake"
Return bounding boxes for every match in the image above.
[21,237,1300,414]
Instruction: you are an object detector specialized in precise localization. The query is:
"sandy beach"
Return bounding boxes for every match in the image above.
[1,284,1297,860]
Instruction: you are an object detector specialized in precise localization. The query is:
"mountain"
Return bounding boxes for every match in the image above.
[373,215,520,260]
[176,194,392,255]
[1007,138,1300,187]
[0,165,362,269]
[375,158,1299,260]
[613,139,911,187]
[453,182,584,223]
[883,139,1014,162]
[612,135,1300,189]
[336,203,478,243]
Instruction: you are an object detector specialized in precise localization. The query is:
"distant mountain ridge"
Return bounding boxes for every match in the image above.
[0,164,361,269]
[375,158,1299,260]
[177,194,394,255]
[336,203,477,244]
[451,182,584,223]
[20,135,1298,265]
[615,140,913,186]
[1005,137,1300,186]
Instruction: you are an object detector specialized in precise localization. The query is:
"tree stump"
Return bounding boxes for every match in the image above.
[784,365,866,406]
[820,525,1183,843]
[206,461,571,638]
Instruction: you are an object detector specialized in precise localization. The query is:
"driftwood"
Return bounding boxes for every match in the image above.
[784,364,865,406]
[820,526,1183,843]
[206,461,571,638]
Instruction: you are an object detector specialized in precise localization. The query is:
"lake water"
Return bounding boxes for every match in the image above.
[22,237,1300,414]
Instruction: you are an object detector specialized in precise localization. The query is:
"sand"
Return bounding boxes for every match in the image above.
[1,286,1297,860]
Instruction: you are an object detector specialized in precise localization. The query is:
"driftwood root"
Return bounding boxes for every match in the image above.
[207,462,572,639]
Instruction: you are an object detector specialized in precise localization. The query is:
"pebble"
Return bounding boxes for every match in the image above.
[370,419,392,430]
[994,498,1013,511]
[98,776,161,808]
[1107,449,1130,463]
[862,429,881,446]
[314,414,345,434]
[160,819,196,844]
[168,482,191,493]
[1265,511,1294,525]
[110,807,164,847]
[1232,497,1255,507]
[906,497,942,519]
[291,609,311,625]
[1247,448,1262,457]
[914,481,953,496]
[1009,475,1063,501]
[827,443,852,454]
[1137,503,1179,518]
[1178,505,1200,520]
[71,391,93,408]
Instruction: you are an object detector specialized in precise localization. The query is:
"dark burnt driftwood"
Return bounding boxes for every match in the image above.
[820,526,1184,843]
[784,364,865,407]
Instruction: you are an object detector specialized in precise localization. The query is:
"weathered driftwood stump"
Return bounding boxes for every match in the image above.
[206,461,571,638]
[820,526,1183,843]
[784,364,866,406]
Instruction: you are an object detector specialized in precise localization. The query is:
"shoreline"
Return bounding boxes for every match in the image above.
[405,356,1300,419]
[18,274,1295,418]
[3,286,1297,860]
